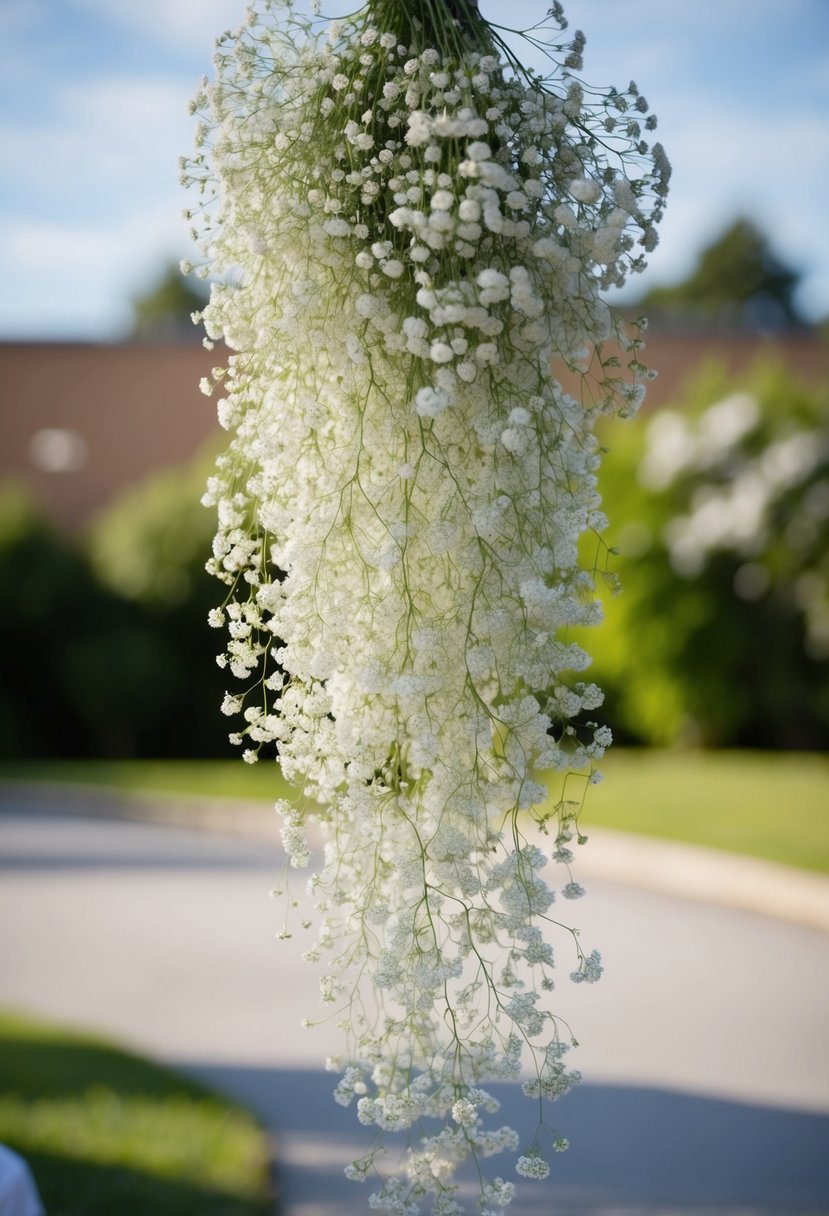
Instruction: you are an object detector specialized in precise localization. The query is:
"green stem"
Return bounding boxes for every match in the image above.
[366,0,494,58]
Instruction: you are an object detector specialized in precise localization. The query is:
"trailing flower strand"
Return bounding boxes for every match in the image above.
[184,1,668,1211]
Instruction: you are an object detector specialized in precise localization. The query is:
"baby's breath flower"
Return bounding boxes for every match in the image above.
[186,0,666,1209]
[515,1154,550,1180]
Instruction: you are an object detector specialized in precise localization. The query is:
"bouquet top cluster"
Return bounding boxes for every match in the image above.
[184,0,668,409]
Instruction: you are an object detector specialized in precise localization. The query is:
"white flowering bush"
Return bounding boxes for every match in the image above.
[584,363,829,749]
[182,0,668,1209]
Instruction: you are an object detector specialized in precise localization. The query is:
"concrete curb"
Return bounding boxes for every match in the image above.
[3,779,829,936]
[575,827,829,936]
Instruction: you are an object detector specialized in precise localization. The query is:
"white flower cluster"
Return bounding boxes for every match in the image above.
[515,1154,550,1180]
[184,1,667,1211]
[643,394,827,578]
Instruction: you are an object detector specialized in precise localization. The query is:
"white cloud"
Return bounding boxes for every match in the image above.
[63,77,190,131]
[70,0,250,52]
[0,75,193,202]
[0,200,192,338]
[6,205,181,274]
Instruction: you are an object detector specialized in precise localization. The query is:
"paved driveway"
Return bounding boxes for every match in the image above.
[2,803,828,1214]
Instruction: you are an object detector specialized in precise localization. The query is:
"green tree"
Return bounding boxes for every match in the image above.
[129,262,209,341]
[639,218,804,331]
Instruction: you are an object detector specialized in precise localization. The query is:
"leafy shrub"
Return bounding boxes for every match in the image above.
[584,361,829,748]
[84,442,233,758]
[0,444,235,758]
[0,484,176,757]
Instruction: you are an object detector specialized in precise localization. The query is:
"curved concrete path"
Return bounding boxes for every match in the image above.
[1,801,829,1214]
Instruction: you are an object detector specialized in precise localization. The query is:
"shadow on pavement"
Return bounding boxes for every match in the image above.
[184,1064,829,1215]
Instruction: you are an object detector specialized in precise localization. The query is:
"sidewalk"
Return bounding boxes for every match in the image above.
[2,778,829,935]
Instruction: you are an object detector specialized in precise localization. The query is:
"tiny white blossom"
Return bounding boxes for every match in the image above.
[466,140,492,160]
[515,1155,550,1180]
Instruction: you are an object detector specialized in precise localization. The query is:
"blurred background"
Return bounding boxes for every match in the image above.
[0,0,827,761]
[1,4,828,1215]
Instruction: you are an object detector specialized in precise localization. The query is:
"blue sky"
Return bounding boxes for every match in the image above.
[1,0,827,340]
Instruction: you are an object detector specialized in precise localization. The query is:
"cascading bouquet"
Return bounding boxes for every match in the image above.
[182,0,668,1210]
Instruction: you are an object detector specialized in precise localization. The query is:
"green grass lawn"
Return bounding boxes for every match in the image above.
[0,759,293,805]
[582,749,829,875]
[0,1010,272,1216]
[1,750,827,875]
